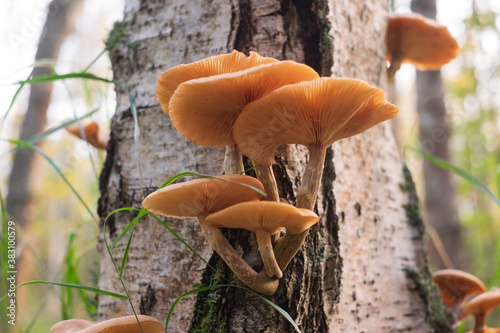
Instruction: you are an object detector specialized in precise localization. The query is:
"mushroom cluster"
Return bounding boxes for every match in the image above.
[146,50,398,294]
[433,269,500,332]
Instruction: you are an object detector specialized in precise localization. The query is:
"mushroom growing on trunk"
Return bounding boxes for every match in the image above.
[233,77,398,269]
[205,201,319,278]
[155,50,278,174]
[142,174,280,294]
[50,315,164,333]
[462,290,500,333]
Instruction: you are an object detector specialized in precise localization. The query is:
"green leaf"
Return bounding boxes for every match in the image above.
[18,72,113,85]
[166,284,301,333]
[408,147,500,206]
[18,280,128,299]
[4,139,95,218]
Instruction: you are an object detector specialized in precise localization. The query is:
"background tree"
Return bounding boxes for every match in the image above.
[97,0,450,332]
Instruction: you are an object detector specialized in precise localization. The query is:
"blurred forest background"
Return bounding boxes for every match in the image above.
[0,0,499,331]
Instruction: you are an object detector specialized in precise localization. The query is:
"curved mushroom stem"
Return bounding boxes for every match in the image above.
[255,164,279,202]
[255,229,282,279]
[473,313,486,333]
[387,56,402,83]
[198,215,279,295]
[274,144,326,270]
[224,144,245,174]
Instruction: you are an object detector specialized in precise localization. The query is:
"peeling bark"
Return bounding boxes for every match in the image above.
[97,0,451,331]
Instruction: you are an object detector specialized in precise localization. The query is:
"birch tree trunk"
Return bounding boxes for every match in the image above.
[97,0,452,331]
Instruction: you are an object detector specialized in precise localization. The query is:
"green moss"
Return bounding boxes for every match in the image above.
[400,165,425,240]
[404,267,454,332]
[190,260,228,333]
[105,16,135,65]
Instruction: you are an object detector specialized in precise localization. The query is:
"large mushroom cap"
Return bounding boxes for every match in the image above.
[50,315,164,333]
[168,60,320,147]
[432,269,486,308]
[233,77,398,165]
[205,201,319,234]
[462,290,500,318]
[156,50,278,114]
[386,13,459,70]
[142,174,265,218]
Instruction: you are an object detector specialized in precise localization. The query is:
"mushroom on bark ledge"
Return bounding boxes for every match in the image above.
[386,13,459,80]
[233,77,398,269]
[142,174,280,295]
[168,60,319,197]
[205,201,319,278]
[156,50,278,174]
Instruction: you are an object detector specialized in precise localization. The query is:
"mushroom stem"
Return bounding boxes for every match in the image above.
[255,229,282,279]
[473,314,486,333]
[198,216,279,295]
[255,164,279,202]
[223,144,245,174]
[387,56,402,83]
[273,144,326,270]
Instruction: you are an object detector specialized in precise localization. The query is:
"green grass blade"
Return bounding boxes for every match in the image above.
[119,225,135,278]
[18,280,128,299]
[18,72,114,85]
[105,207,145,250]
[3,77,28,121]
[102,212,144,333]
[408,147,500,206]
[166,284,301,333]
[146,212,215,270]
[4,108,99,156]
[4,139,95,218]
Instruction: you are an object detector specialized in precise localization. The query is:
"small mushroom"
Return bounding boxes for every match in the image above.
[462,290,500,333]
[169,60,319,195]
[65,121,109,150]
[432,269,486,321]
[233,77,398,269]
[50,315,164,333]
[142,174,280,295]
[386,13,459,80]
[205,201,319,278]
[156,50,278,174]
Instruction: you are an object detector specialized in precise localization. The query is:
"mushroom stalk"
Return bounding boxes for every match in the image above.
[473,314,486,333]
[223,144,245,174]
[274,144,326,270]
[255,164,279,202]
[198,215,279,295]
[255,229,282,278]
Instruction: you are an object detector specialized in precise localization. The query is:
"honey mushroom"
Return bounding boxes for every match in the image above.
[168,60,319,198]
[233,77,399,269]
[155,50,278,174]
[205,201,319,278]
[142,174,280,295]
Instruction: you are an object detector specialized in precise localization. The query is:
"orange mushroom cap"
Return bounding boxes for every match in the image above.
[66,121,109,150]
[386,13,459,70]
[462,290,500,319]
[205,201,319,235]
[432,269,486,308]
[168,60,319,147]
[156,50,279,114]
[50,318,94,333]
[233,77,398,166]
[142,175,265,218]
[50,315,164,333]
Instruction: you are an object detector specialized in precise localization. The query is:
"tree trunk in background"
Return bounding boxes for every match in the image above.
[411,0,467,270]
[97,1,452,331]
[6,0,84,227]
